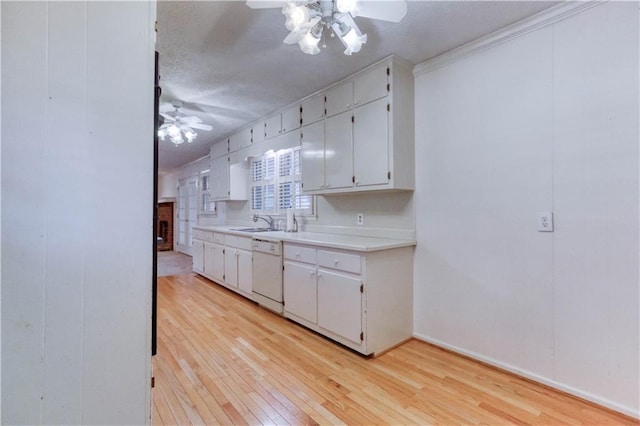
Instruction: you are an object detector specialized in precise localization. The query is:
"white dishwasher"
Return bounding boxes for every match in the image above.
[252,237,283,314]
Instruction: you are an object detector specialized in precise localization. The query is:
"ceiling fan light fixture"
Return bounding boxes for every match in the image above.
[336,0,358,15]
[283,2,310,32]
[185,130,197,143]
[340,27,367,55]
[298,30,321,55]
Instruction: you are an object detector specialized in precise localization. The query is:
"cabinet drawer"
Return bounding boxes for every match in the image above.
[225,235,252,251]
[194,229,214,242]
[284,244,316,264]
[317,250,361,274]
[213,233,225,244]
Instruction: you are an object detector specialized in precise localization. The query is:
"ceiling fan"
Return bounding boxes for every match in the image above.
[158,100,213,145]
[246,0,407,55]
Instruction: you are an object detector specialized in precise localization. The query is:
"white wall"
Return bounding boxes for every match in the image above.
[1,2,155,424]
[158,171,178,201]
[414,2,639,417]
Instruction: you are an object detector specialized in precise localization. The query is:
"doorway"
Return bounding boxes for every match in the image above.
[157,202,174,251]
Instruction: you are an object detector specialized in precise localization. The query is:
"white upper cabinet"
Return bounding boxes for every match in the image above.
[353,98,389,188]
[252,122,265,144]
[264,104,301,139]
[301,94,325,126]
[210,139,229,158]
[324,111,353,190]
[229,127,252,152]
[209,154,248,201]
[264,114,281,139]
[281,104,301,134]
[300,121,325,192]
[301,56,414,195]
[325,80,353,117]
[353,62,389,107]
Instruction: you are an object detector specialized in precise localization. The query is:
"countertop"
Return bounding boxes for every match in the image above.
[192,225,416,252]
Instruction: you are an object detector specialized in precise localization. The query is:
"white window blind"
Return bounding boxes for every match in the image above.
[251,147,313,216]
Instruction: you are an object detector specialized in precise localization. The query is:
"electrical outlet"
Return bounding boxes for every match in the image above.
[357,213,364,225]
[537,211,554,232]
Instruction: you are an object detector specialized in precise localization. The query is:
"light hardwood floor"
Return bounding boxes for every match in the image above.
[153,274,637,425]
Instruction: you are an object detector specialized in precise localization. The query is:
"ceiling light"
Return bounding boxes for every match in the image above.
[247,0,407,56]
[158,100,213,146]
[283,0,366,56]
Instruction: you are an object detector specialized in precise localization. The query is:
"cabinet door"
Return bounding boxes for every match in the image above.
[210,156,230,199]
[317,269,362,344]
[210,139,229,158]
[224,248,239,288]
[237,249,253,294]
[252,122,265,144]
[281,105,301,134]
[229,127,252,152]
[301,94,325,126]
[211,243,225,282]
[264,114,282,139]
[283,261,317,323]
[353,98,389,187]
[192,239,204,273]
[354,62,389,107]
[325,80,353,117]
[300,120,325,192]
[204,243,224,282]
[325,111,353,190]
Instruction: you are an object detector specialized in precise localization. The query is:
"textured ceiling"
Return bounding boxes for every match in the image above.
[156,0,558,173]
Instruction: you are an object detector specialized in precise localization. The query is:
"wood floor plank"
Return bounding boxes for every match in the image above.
[153,274,638,426]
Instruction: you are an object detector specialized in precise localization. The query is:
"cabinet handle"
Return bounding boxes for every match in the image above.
[334,259,339,266]
[346,104,351,108]
[296,252,301,258]
[354,100,358,105]
[317,273,323,279]
[310,271,315,278]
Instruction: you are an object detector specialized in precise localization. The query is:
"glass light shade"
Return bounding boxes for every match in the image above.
[336,0,358,14]
[185,130,197,143]
[341,28,367,55]
[283,3,309,32]
[298,31,320,55]
[171,134,184,145]
[158,128,167,140]
[167,124,181,138]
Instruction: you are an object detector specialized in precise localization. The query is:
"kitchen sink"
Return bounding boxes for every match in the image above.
[231,227,272,233]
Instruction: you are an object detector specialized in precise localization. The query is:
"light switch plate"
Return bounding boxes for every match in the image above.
[538,211,554,232]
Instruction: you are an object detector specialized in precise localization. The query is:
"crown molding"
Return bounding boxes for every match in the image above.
[413,1,604,77]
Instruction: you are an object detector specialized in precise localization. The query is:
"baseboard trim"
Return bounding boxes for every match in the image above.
[413,333,639,420]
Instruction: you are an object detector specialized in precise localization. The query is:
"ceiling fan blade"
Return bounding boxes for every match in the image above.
[160,112,175,121]
[181,116,203,124]
[189,123,213,131]
[246,0,285,9]
[354,0,407,23]
[283,31,300,45]
[159,102,175,113]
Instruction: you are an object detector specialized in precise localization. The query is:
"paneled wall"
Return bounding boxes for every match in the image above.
[1,2,155,423]
[413,2,639,416]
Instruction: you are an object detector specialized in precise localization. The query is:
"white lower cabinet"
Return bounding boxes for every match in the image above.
[194,228,253,299]
[283,242,413,356]
[223,235,253,295]
[317,269,362,344]
[207,242,225,283]
[283,261,317,323]
[192,239,204,274]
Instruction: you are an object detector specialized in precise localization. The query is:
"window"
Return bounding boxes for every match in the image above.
[199,169,216,215]
[251,147,313,216]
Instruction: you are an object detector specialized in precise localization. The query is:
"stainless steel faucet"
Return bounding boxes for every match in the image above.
[252,213,275,230]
